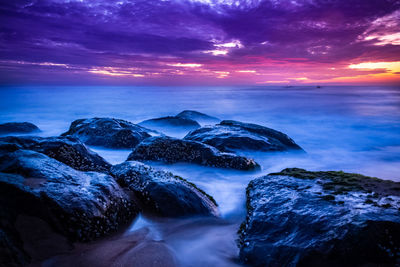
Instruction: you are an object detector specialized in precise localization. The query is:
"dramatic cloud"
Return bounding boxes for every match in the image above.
[1,0,400,85]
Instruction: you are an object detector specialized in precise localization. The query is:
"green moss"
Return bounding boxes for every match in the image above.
[174,175,218,206]
[269,168,400,199]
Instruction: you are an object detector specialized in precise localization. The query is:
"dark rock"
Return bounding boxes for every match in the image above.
[0,122,40,135]
[110,161,219,217]
[139,116,200,135]
[176,110,220,125]
[43,228,178,267]
[0,150,138,243]
[128,136,259,171]
[0,207,29,267]
[184,120,303,153]
[239,168,400,266]
[0,136,111,172]
[62,118,153,148]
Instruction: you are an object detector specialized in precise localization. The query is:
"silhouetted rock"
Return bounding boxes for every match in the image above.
[62,118,153,148]
[110,161,219,217]
[128,136,259,170]
[0,122,40,135]
[0,136,111,172]
[239,168,400,266]
[184,120,303,153]
[0,210,29,266]
[139,116,200,136]
[176,110,220,125]
[0,150,138,243]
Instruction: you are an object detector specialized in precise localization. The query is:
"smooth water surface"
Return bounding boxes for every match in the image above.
[1,85,399,266]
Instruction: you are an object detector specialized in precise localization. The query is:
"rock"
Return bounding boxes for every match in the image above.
[0,122,40,135]
[0,209,29,267]
[139,116,200,136]
[61,118,153,148]
[128,136,259,171]
[0,136,111,172]
[176,110,220,125]
[110,161,219,217]
[43,228,178,267]
[0,150,138,243]
[239,168,400,266]
[184,120,303,153]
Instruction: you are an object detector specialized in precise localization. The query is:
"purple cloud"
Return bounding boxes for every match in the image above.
[1,0,400,84]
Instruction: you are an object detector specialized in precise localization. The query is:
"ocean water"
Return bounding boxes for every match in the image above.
[1,85,400,266]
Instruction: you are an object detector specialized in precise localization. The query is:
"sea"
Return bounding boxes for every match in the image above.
[1,85,399,266]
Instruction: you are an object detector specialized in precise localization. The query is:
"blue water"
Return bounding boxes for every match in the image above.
[1,85,400,266]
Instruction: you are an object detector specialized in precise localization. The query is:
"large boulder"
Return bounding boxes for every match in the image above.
[110,161,219,217]
[128,136,259,171]
[61,118,153,148]
[184,120,303,153]
[0,150,138,243]
[239,168,400,266]
[176,110,220,125]
[0,122,40,135]
[0,136,111,172]
[0,206,29,266]
[139,116,200,136]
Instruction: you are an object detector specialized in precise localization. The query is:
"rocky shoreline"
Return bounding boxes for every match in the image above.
[1,113,399,266]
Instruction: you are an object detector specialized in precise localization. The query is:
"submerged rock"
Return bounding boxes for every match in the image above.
[128,136,259,170]
[239,168,400,266]
[139,116,201,135]
[176,110,220,125]
[62,117,153,148]
[184,120,303,153]
[110,161,218,217]
[0,150,138,243]
[0,136,111,172]
[0,122,40,135]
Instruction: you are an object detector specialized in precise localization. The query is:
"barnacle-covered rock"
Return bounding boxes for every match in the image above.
[110,161,219,217]
[0,136,111,172]
[62,117,154,148]
[175,110,220,125]
[128,136,259,171]
[239,168,400,266]
[184,120,303,153]
[0,150,138,244]
[0,122,40,135]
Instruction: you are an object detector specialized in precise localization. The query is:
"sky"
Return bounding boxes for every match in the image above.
[1,0,400,85]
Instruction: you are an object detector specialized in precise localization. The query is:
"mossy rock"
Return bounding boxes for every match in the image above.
[270,168,400,198]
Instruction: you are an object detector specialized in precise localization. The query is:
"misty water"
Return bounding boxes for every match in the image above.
[1,85,400,266]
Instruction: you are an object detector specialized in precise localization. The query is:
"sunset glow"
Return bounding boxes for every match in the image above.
[348,62,400,72]
[0,0,399,85]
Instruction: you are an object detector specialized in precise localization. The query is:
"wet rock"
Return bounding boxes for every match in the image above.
[239,168,400,266]
[62,117,153,148]
[139,116,200,136]
[110,161,219,217]
[128,136,259,170]
[0,150,138,243]
[44,228,178,267]
[0,122,40,135]
[0,208,29,267]
[176,110,220,125]
[184,120,303,153]
[0,136,111,172]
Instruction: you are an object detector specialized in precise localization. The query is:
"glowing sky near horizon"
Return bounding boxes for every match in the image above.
[1,0,400,85]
